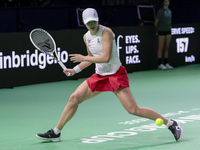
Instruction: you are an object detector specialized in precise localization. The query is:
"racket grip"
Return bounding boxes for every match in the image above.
[58,60,67,70]
[58,61,72,76]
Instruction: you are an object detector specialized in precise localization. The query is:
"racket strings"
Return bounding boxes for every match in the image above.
[31,30,54,53]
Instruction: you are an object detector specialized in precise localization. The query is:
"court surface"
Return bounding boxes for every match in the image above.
[0,64,200,150]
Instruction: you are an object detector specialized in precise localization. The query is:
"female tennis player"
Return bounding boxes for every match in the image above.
[36,8,182,142]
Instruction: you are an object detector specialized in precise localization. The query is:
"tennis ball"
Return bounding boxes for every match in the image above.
[156,118,163,126]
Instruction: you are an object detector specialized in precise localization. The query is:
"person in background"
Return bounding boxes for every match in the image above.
[155,0,173,70]
[36,8,182,142]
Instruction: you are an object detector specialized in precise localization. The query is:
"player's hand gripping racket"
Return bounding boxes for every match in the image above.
[29,28,71,76]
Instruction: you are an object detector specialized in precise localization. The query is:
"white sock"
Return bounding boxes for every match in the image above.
[166,120,174,127]
[53,128,61,135]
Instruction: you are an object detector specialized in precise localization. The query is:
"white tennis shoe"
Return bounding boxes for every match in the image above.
[158,64,167,70]
[165,63,174,69]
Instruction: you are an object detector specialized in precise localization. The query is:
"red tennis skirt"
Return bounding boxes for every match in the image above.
[86,66,129,92]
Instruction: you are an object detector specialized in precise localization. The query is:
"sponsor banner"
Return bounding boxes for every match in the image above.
[113,23,200,72]
[170,24,200,66]
[113,26,158,73]
[0,30,95,88]
[0,24,199,88]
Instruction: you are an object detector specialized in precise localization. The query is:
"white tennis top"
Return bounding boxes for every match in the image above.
[85,25,121,76]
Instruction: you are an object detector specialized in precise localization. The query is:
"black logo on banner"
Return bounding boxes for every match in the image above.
[38,39,52,52]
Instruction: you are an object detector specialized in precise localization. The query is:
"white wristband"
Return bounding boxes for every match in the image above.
[73,65,82,73]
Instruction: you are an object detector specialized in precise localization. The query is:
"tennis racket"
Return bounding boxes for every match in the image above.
[29,28,71,76]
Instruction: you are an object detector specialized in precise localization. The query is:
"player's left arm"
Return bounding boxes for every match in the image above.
[63,34,92,76]
[70,27,113,63]
[76,33,94,70]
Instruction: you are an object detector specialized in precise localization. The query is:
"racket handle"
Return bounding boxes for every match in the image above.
[58,61,72,76]
[58,60,67,70]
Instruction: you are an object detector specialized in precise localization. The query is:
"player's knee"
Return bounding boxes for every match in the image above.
[68,93,81,105]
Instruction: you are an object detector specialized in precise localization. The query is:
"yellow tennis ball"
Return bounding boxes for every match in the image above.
[156,118,163,126]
